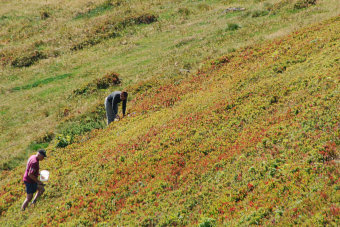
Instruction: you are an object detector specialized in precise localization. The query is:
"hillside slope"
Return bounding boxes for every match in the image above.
[1,16,339,226]
[1,0,340,171]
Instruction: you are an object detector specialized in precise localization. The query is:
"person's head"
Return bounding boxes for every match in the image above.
[120,91,128,101]
[36,149,47,161]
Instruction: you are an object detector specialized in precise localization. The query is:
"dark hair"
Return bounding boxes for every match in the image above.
[121,91,128,97]
[38,149,47,157]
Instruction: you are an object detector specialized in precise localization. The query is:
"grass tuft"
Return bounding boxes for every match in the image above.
[226,23,241,31]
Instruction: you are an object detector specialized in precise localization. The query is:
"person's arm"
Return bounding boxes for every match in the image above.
[122,100,127,116]
[28,173,43,185]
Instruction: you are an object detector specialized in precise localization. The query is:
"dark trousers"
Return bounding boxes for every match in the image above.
[105,97,117,125]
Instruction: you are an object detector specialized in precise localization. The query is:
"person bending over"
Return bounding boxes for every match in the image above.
[21,149,47,211]
[105,91,128,125]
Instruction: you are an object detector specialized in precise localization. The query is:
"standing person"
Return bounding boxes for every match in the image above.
[105,91,128,125]
[21,149,47,211]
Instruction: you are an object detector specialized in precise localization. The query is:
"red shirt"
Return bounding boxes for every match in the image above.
[23,155,39,183]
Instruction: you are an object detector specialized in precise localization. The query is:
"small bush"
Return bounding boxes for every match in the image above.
[73,72,121,96]
[59,121,104,141]
[199,218,216,227]
[96,72,121,89]
[55,134,72,148]
[40,11,50,20]
[11,51,47,68]
[55,102,106,147]
[141,217,157,227]
[226,23,241,31]
[273,64,287,73]
[294,0,317,9]
[133,14,158,24]
[270,96,279,104]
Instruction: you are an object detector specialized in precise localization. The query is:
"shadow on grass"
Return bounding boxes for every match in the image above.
[11,73,73,91]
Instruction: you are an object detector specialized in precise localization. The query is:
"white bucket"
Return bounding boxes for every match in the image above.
[40,170,50,182]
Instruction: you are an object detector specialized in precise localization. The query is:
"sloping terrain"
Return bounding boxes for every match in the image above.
[1,0,340,171]
[0,16,339,226]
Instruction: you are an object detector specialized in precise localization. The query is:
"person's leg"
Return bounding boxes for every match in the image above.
[113,104,118,120]
[21,193,33,211]
[21,182,36,210]
[31,184,45,204]
[105,98,115,124]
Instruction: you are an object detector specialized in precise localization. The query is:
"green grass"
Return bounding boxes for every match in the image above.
[0,0,339,171]
[0,16,338,225]
[11,73,73,91]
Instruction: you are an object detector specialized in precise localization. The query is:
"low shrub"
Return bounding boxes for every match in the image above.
[294,0,317,9]
[199,218,217,227]
[55,101,106,148]
[71,14,157,51]
[58,120,104,144]
[73,72,121,96]
[55,134,72,148]
[11,50,47,68]
[40,10,50,20]
[141,217,158,227]
[273,64,287,73]
[226,23,241,31]
[96,72,121,89]
[132,14,158,24]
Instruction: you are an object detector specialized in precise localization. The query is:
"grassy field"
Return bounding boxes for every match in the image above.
[0,0,339,225]
[0,14,339,225]
[1,0,339,170]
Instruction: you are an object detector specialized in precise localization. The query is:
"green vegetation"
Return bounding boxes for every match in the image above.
[1,14,339,225]
[12,73,73,91]
[1,0,338,170]
[226,23,241,31]
[0,0,339,225]
[73,0,117,20]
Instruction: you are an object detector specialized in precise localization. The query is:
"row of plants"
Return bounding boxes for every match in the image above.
[0,0,323,69]
[70,13,158,51]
